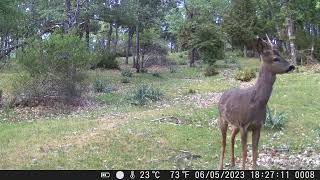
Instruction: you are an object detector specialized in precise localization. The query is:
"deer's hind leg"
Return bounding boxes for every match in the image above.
[218,118,228,170]
[230,127,239,167]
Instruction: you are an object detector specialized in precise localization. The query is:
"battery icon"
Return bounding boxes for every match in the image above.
[101,172,110,178]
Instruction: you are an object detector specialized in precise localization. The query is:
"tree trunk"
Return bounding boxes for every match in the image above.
[65,0,72,33]
[113,23,119,54]
[185,2,196,67]
[133,55,136,68]
[286,18,297,64]
[125,27,133,64]
[85,18,90,49]
[141,53,145,69]
[170,40,173,53]
[285,0,297,64]
[135,24,140,72]
[107,22,113,52]
[310,24,316,63]
[0,36,4,57]
[73,0,80,26]
[243,45,247,58]
[266,0,286,52]
[189,48,196,67]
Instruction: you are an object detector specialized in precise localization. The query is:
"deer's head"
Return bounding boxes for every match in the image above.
[256,36,295,74]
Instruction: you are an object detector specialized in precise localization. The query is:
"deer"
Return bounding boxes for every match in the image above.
[218,35,295,170]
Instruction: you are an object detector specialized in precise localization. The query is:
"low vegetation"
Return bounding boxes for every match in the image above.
[235,68,257,82]
[130,84,163,106]
[264,105,287,130]
[204,65,219,77]
[0,0,319,171]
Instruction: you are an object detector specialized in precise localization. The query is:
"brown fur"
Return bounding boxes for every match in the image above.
[218,37,295,170]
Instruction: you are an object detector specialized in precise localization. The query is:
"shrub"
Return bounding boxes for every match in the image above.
[14,34,91,106]
[121,68,133,77]
[152,72,161,78]
[169,65,177,73]
[93,80,107,93]
[167,52,188,65]
[264,106,287,130]
[189,24,225,65]
[94,51,119,69]
[204,65,219,77]
[225,50,243,58]
[121,77,130,83]
[224,58,238,64]
[235,68,256,82]
[131,84,163,106]
[188,89,196,94]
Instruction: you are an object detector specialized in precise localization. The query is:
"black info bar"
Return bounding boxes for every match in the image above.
[0,170,318,180]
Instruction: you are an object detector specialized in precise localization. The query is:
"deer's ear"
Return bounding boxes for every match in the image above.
[256,37,264,54]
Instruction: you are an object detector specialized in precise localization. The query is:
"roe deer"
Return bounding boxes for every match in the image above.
[218,36,295,170]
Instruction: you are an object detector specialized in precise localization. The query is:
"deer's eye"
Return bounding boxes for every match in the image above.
[273,58,280,62]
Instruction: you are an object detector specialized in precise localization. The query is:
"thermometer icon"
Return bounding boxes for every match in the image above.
[130,171,135,179]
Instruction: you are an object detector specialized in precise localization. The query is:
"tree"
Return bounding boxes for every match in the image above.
[223,0,257,57]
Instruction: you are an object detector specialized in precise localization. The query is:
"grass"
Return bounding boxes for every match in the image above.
[0,55,319,169]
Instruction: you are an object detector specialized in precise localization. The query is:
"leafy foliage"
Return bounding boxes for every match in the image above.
[169,65,177,73]
[121,77,130,83]
[130,84,163,106]
[94,51,119,69]
[93,80,107,93]
[264,106,287,130]
[204,65,219,77]
[121,68,133,77]
[235,68,256,82]
[190,25,224,65]
[17,34,91,76]
[14,34,91,105]
[222,0,257,49]
[152,72,161,78]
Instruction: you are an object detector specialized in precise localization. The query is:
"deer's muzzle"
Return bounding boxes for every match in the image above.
[286,65,295,73]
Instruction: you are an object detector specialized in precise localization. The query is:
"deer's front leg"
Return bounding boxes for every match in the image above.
[252,126,261,169]
[230,128,239,167]
[240,127,248,170]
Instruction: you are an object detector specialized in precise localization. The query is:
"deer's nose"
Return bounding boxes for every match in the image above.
[286,65,295,72]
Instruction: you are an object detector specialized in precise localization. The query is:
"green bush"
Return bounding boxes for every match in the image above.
[131,84,163,106]
[190,24,224,65]
[264,106,287,130]
[169,65,177,73]
[152,72,161,78]
[204,65,219,77]
[225,50,243,58]
[224,58,237,64]
[93,79,107,93]
[14,34,91,105]
[235,68,256,82]
[121,77,130,83]
[167,52,188,65]
[121,68,133,77]
[188,89,196,94]
[94,51,119,69]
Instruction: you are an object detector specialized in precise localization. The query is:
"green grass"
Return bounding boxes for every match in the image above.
[0,55,319,169]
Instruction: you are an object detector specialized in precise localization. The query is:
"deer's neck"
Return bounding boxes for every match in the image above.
[253,64,276,106]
